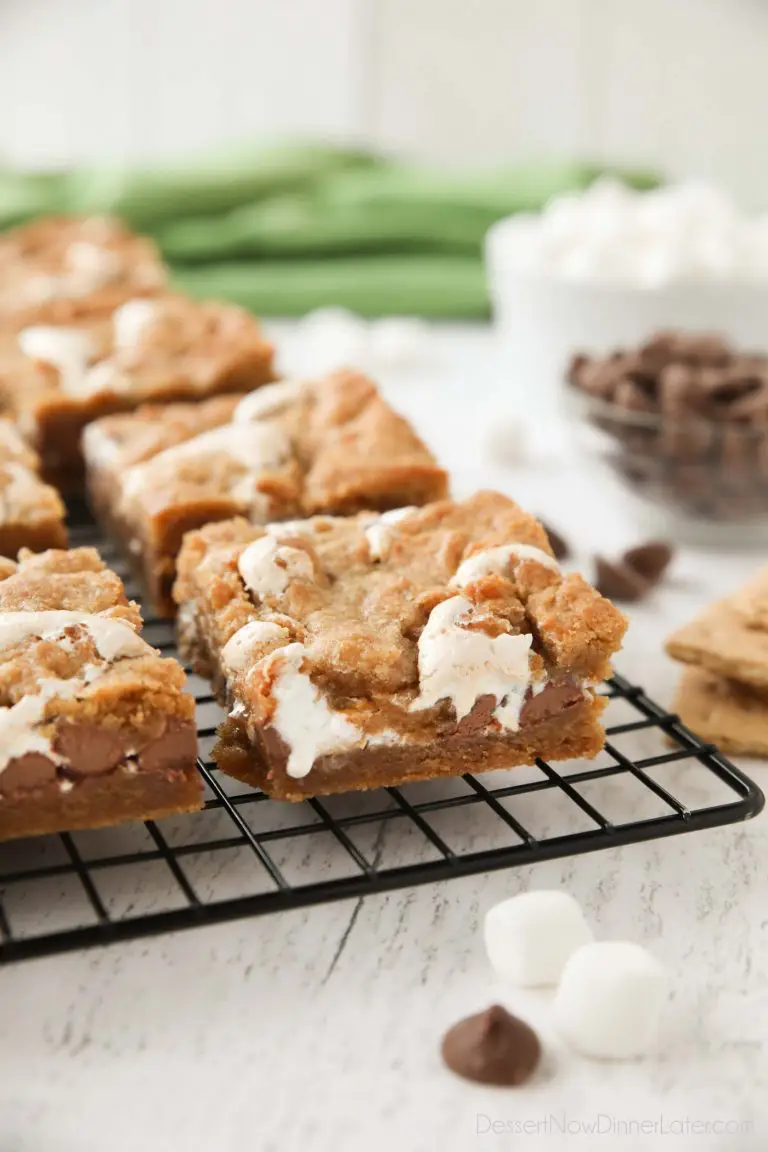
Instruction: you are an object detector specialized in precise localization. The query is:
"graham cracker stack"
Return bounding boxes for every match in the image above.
[665,568,768,756]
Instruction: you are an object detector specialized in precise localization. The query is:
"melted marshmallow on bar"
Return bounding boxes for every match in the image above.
[18,326,95,392]
[0,611,150,662]
[222,620,289,673]
[81,423,119,471]
[0,612,153,775]
[112,298,159,350]
[451,544,559,588]
[238,535,314,599]
[66,241,122,285]
[233,380,307,423]
[121,421,291,502]
[259,643,364,778]
[365,507,417,561]
[409,595,533,729]
[20,244,123,307]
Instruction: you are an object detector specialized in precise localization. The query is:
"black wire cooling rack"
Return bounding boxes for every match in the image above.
[0,513,763,964]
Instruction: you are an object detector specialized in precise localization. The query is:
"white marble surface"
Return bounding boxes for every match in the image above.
[0,325,766,1152]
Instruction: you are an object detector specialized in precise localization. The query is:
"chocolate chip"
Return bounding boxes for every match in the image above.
[658,364,699,418]
[622,541,674,582]
[675,332,731,368]
[613,378,656,413]
[729,383,768,420]
[567,330,768,524]
[594,556,651,603]
[441,1005,542,1087]
[567,353,589,386]
[638,331,677,373]
[538,519,570,561]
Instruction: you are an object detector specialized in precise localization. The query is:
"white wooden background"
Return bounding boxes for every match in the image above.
[1,0,768,203]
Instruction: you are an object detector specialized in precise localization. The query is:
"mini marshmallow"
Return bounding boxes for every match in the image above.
[291,309,434,377]
[368,317,430,370]
[489,178,768,286]
[294,308,370,375]
[553,940,668,1059]
[483,890,593,987]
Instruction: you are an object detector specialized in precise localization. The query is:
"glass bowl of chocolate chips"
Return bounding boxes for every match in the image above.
[566,330,768,544]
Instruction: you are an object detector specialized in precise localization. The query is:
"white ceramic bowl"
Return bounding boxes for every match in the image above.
[485,229,768,409]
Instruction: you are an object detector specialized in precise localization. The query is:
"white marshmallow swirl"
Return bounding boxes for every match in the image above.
[451,543,559,588]
[112,298,159,350]
[409,595,533,729]
[18,326,95,393]
[233,380,307,423]
[121,421,291,502]
[221,620,289,673]
[364,507,416,561]
[258,643,364,778]
[237,535,314,599]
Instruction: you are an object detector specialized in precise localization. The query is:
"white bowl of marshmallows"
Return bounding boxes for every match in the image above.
[485,179,768,402]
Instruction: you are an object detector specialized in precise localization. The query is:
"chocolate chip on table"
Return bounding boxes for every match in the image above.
[538,519,570,561]
[594,556,651,603]
[622,541,674,583]
[441,1005,542,1087]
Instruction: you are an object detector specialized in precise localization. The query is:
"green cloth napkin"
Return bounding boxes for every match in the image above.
[0,143,659,318]
[173,255,488,320]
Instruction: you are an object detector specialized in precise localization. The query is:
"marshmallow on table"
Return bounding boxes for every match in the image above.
[291,309,433,377]
[483,890,593,987]
[368,317,430,370]
[553,940,668,1060]
[294,308,370,375]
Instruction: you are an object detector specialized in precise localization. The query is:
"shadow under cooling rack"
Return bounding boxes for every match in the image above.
[0,518,763,963]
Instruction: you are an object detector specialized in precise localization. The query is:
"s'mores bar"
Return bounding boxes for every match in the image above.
[0,215,166,331]
[0,293,276,488]
[0,418,67,556]
[174,492,627,800]
[84,371,449,615]
[0,547,201,841]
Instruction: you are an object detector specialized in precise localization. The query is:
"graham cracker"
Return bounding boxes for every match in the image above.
[674,666,768,757]
[665,567,768,690]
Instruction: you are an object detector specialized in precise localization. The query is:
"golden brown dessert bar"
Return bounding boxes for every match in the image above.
[0,418,67,556]
[0,215,166,331]
[0,547,201,841]
[84,370,449,616]
[665,567,768,690]
[0,292,276,489]
[174,492,627,800]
